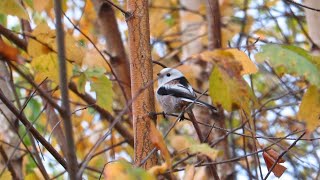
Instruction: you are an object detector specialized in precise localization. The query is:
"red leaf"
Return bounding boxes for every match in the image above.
[262,149,287,178]
[263,152,274,170]
[266,149,285,163]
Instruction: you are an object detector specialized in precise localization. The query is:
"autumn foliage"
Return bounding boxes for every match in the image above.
[0,0,319,180]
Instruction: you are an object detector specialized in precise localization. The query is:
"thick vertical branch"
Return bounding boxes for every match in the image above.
[54,0,78,179]
[206,0,221,50]
[91,0,132,102]
[206,0,234,179]
[126,0,157,169]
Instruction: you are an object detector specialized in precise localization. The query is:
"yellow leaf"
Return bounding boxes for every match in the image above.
[104,160,156,180]
[195,49,258,75]
[31,53,72,84]
[1,170,12,180]
[226,49,258,75]
[52,34,85,65]
[196,49,257,113]
[25,171,41,180]
[28,23,55,57]
[0,0,29,20]
[298,85,320,131]
[170,135,193,152]
[104,160,128,180]
[33,0,50,12]
[148,163,168,176]
[28,23,84,64]
[189,143,219,161]
[209,66,254,114]
[82,48,110,72]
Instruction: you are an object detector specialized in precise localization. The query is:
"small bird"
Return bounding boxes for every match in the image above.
[156,68,217,116]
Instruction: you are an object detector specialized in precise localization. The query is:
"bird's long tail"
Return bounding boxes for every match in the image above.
[181,98,217,112]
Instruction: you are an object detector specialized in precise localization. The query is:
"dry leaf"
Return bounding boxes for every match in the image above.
[262,149,287,178]
[0,38,23,63]
[298,85,320,131]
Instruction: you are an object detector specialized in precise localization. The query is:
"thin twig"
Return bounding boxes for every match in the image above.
[283,0,320,12]
[0,88,68,170]
[104,0,131,18]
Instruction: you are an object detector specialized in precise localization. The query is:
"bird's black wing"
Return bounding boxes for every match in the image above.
[157,86,196,100]
[157,85,217,111]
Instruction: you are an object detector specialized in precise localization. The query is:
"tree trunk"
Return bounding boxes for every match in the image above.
[0,60,23,179]
[206,1,234,179]
[126,0,157,169]
[304,0,320,54]
[91,0,132,103]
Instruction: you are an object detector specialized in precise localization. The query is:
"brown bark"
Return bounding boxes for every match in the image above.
[91,0,131,103]
[126,0,157,169]
[206,0,222,49]
[206,1,234,179]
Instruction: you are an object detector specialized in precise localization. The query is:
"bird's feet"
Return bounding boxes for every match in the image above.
[178,113,186,122]
[148,111,168,120]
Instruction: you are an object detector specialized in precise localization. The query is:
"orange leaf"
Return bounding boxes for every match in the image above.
[262,150,287,178]
[0,38,23,63]
[266,149,285,163]
[150,122,171,168]
[272,163,287,178]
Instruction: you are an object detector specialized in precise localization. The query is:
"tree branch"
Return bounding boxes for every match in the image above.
[54,1,78,178]
[0,89,67,170]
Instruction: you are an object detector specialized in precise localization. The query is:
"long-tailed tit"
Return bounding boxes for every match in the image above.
[156,68,217,116]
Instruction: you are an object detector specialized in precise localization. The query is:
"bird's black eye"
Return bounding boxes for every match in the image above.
[166,73,171,77]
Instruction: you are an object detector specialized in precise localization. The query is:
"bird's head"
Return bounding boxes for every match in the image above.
[157,68,184,86]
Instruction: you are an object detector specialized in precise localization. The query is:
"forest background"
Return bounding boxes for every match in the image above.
[0,0,319,179]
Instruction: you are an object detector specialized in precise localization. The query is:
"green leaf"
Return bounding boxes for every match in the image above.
[0,0,29,20]
[209,66,254,114]
[0,14,7,26]
[255,44,320,87]
[84,67,106,78]
[25,98,41,121]
[26,155,37,173]
[76,73,86,94]
[298,85,320,131]
[18,126,31,146]
[189,143,220,161]
[90,76,113,111]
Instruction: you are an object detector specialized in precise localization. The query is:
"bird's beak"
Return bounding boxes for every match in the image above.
[157,73,161,76]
